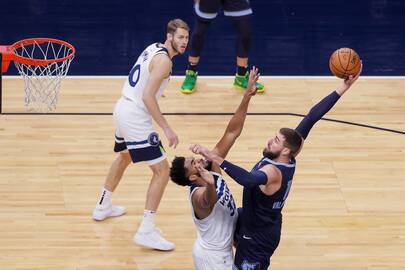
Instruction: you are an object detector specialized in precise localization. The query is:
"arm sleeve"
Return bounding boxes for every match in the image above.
[220,160,268,188]
[295,90,341,140]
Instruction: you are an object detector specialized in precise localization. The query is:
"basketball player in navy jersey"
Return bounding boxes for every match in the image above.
[92,19,189,251]
[190,63,363,269]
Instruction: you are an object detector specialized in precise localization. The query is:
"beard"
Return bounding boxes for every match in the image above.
[204,160,213,171]
[171,40,183,55]
[263,148,281,160]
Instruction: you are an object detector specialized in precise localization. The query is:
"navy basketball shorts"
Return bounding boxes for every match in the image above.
[233,210,282,270]
[195,0,252,20]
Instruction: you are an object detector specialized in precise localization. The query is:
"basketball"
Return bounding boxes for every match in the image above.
[329,48,361,79]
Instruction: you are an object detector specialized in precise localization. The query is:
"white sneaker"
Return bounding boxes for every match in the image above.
[133,228,175,251]
[92,204,126,221]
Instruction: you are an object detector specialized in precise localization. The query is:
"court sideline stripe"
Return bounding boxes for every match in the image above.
[1,112,404,135]
[4,75,405,79]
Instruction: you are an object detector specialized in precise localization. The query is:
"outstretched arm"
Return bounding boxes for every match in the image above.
[295,62,363,140]
[190,144,268,188]
[213,67,260,158]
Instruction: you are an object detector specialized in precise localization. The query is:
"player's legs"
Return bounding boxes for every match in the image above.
[190,0,219,60]
[229,15,251,73]
[94,97,174,250]
[124,139,174,251]
[117,137,174,250]
[188,18,212,66]
[103,150,131,192]
[144,158,170,211]
[121,139,174,251]
[121,136,174,250]
[134,158,175,251]
[133,158,174,251]
[223,0,264,92]
[92,152,129,221]
[181,0,219,94]
[181,17,211,94]
[92,129,130,221]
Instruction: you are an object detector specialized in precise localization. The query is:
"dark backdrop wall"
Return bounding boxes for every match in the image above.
[1,0,404,75]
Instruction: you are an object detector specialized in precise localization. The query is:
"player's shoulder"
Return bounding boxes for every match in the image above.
[260,163,279,172]
[150,54,172,76]
[154,43,170,55]
[190,186,206,208]
[151,43,169,57]
[153,53,171,64]
[260,163,282,180]
[151,50,172,68]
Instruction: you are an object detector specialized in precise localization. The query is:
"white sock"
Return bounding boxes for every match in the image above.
[98,187,112,207]
[139,210,156,232]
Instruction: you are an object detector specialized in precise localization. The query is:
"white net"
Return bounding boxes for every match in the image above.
[13,40,74,112]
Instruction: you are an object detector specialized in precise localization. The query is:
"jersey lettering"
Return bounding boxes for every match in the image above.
[272,180,292,209]
[218,180,236,216]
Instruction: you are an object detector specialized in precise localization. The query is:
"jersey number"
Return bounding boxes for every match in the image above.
[272,180,293,209]
[282,180,293,201]
[128,64,141,87]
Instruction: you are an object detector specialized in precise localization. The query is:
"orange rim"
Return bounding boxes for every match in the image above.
[10,38,76,66]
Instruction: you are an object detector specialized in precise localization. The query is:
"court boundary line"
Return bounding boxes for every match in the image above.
[1,112,404,135]
[3,75,405,79]
[2,76,404,135]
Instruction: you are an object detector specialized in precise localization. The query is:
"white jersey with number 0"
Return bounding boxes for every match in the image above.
[121,43,170,114]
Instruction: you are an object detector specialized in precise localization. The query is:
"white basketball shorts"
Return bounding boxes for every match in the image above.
[192,242,233,270]
[113,97,166,165]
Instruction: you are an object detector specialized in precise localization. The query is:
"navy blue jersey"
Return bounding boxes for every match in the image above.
[240,156,296,229]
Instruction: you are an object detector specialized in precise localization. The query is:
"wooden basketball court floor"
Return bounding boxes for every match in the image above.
[0,76,404,270]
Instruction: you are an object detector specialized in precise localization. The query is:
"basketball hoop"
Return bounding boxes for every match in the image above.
[0,38,75,112]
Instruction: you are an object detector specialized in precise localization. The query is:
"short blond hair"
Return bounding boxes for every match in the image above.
[167,19,189,34]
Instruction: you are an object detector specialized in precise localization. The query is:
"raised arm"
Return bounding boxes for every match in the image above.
[295,62,362,140]
[143,54,178,148]
[213,67,260,158]
[190,144,270,189]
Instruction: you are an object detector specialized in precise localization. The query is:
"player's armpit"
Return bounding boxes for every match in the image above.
[191,187,215,219]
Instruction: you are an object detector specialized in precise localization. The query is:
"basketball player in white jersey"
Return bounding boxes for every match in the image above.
[170,68,260,269]
[92,19,189,251]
